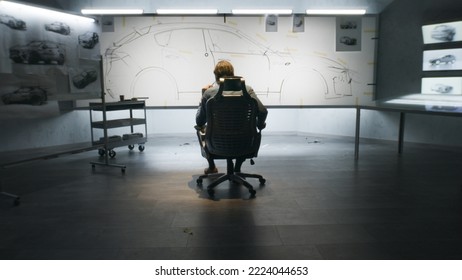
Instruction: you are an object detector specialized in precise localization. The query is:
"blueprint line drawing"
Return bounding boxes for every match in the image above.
[102,17,376,106]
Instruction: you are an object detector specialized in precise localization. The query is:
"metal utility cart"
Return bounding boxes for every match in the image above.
[89,100,148,172]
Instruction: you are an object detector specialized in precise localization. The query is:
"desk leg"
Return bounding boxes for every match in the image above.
[355,107,361,160]
[398,112,406,155]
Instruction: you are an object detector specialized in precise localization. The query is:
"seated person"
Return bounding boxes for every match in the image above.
[196,60,268,174]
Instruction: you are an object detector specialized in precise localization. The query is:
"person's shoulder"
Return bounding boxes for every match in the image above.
[245,84,256,95]
[203,86,219,98]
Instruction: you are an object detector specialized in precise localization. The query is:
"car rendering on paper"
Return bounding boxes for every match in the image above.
[0,14,26,30]
[44,21,70,35]
[340,21,357,29]
[431,84,453,93]
[78,32,99,49]
[9,40,65,65]
[429,54,456,65]
[340,36,357,45]
[431,25,456,42]
[72,70,98,89]
[1,87,47,105]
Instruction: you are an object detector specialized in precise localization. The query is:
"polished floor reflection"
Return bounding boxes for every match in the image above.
[1,133,462,260]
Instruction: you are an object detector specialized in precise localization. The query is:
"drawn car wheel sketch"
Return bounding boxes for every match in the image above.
[103,22,358,106]
[129,67,178,105]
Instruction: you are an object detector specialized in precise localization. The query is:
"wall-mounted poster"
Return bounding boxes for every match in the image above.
[101,16,377,107]
[0,1,101,118]
[423,48,462,71]
[422,20,462,44]
[293,14,304,33]
[265,15,278,32]
[336,16,362,52]
[421,77,462,95]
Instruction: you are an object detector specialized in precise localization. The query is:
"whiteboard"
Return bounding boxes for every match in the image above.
[101,16,377,107]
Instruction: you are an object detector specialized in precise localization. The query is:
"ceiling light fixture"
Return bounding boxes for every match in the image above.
[232,9,293,15]
[1,0,95,23]
[306,9,366,15]
[156,9,219,15]
[81,8,144,15]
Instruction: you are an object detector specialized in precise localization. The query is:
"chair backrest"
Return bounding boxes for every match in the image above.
[205,77,260,158]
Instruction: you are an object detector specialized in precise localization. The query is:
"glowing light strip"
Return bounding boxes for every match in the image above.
[1,0,95,23]
[232,9,293,15]
[81,9,144,15]
[386,99,462,107]
[306,9,366,15]
[156,9,218,15]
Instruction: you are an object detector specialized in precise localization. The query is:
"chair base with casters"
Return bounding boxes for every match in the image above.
[196,158,266,198]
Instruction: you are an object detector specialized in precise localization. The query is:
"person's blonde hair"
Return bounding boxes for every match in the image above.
[213,60,234,82]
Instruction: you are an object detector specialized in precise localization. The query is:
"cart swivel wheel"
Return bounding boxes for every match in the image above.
[138,145,145,152]
[128,145,135,150]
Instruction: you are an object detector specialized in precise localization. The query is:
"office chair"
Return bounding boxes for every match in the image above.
[196,77,266,198]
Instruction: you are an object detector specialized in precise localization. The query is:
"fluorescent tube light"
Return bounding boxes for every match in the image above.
[306,9,366,15]
[156,9,218,15]
[232,9,293,15]
[81,9,144,15]
[1,0,95,23]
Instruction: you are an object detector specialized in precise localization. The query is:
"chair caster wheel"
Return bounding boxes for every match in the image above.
[249,190,256,197]
[196,178,203,185]
[259,178,266,184]
[13,198,20,206]
[207,189,214,197]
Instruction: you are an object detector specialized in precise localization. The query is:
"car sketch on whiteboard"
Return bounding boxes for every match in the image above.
[104,22,356,105]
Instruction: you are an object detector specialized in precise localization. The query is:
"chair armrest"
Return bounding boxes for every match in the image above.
[194,125,206,143]
[258,122,266,130]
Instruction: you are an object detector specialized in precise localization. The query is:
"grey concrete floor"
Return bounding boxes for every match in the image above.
[1,133,462,260]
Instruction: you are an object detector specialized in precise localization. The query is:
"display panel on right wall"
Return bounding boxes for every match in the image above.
[418,20,462,110]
